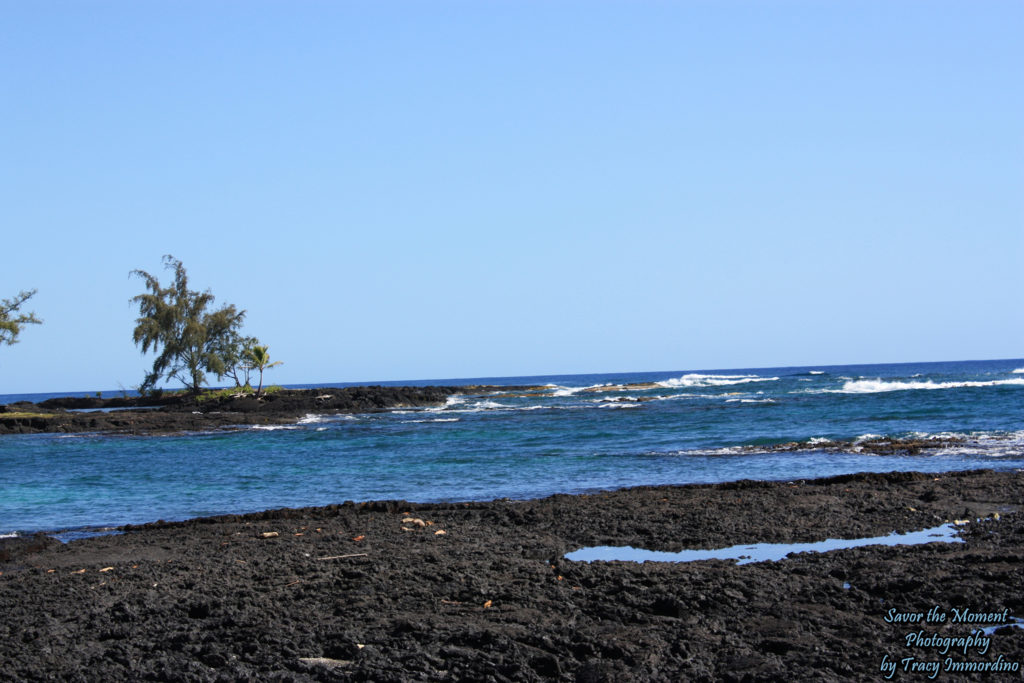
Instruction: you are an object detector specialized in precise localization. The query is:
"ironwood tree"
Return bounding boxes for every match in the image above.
[131,256,246,394]
[1,289,42,346]
[213,330,261,389]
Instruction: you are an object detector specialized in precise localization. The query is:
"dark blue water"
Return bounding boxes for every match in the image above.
[2,359,1022,536]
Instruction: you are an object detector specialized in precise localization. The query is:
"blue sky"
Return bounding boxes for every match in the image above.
[2,1,1022,394]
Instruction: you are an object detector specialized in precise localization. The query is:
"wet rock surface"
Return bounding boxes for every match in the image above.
[760,436,969,456]
[2,469,1022,680]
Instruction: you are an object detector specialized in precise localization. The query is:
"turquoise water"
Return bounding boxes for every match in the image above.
[2,359,1022,535]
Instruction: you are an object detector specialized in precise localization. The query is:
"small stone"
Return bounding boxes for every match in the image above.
[261,532,279,538]
[434,529,446,535]
[299,657,351,669]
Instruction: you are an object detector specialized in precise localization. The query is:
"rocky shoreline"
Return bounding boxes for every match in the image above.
[0,386,534,436]
[2,469,1022,680]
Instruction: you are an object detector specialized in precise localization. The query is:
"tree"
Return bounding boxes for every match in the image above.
[243,344,282,397]
[131,256,246,394]
[213,331,260,389]
[1,289,42,346]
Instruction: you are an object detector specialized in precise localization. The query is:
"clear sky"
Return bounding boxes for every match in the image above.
[2,1,1022,394]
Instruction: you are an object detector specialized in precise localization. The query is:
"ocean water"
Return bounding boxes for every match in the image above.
[1,359,1022,536]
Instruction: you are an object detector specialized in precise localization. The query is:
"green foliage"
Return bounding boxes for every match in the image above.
[213,332,260,388]
[1,289,42,346]
[131,255,246,394]
[195,385,255,403]
[0,411,55,419]
[243,344,283,397]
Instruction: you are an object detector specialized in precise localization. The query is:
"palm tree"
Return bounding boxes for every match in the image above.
[244,345,282,397]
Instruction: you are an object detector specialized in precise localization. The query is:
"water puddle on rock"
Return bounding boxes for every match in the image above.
[977,617,1024,636]
[565,523,963,565]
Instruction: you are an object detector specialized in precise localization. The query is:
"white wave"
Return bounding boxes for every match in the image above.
[434,399,513,414]
[907,430,967,441]
[910,429,1024,459]
[833,377,1024,394]
[298,413,356,424]
[407,417,461,423]
[251,424,299,431]
[1013,368,1024,374]
[798,378,812,382]
[809,371,825,375]
[659,446,750,457]
[597,402,642,409]
[549,383,613,397]
[653,393,714,401]
[657,373,779,388]
[658,430,1024,460]
[725,398,776,404]
[591,396,643,404]
[0,532,18,539]
[472,400,507,409]
[853,433,883,443]
[426,395,467,412]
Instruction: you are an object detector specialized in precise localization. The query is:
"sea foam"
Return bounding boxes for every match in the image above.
[658,374,779,388]
[834,378,1024,394]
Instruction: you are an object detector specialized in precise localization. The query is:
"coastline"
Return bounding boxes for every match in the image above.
[3,469,1022,680]
[0,385,530,436]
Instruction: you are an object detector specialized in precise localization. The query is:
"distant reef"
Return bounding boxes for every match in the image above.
[0,385,536,436]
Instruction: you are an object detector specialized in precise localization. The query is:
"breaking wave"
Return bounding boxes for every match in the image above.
[658,373,779,388]
[833,378,1024,394]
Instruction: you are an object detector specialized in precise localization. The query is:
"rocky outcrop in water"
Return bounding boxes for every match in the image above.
[0,386,519,435]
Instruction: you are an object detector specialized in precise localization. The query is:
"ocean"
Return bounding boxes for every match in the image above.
[2,358,1022,538]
